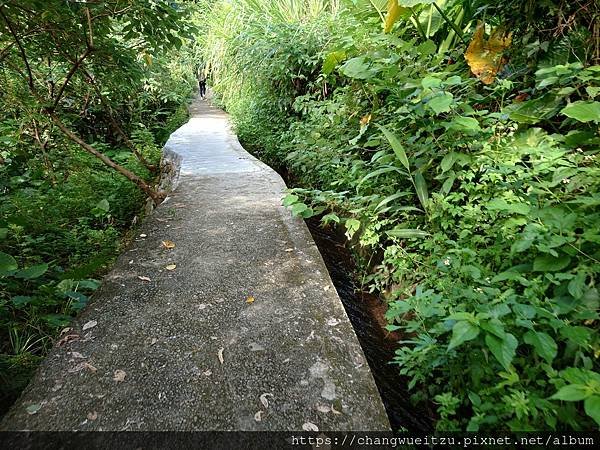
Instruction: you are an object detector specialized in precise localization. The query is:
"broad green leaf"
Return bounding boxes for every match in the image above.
[440,152,457,173]
[480,320,505,339]
[487,198,530,215]
[584,396,600,426]
[0,252,17,274]
[345,218,361,239]
[282,194,299,207]
[561,101,600,123]
[551,384,590,402]
[340,57,376,80]
[427,93,453,114]
[376,124,410,171]
[386,228,429,238]
[485,333,517,370]
[0,228,7,239]
[414,171,428,208]
[11,296,33,307]
[96,199,110,212]
[533,254,571,272]
[448,321,479,350]
[321,213,340,224]
[560,326,592,346]
[523,330,557,363]
[447,116,481,133]
[16,263,48,280]
[291,203,308,216]
[421,76,441,89]
[322,50,346,75]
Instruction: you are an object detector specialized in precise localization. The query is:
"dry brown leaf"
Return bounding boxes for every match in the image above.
[69,351,85,359]
[165,264,177,271]
[246,296,255,304]
[360,113,372,126]
[138,276,151,282]
[217,348,224,364]
[82,320,97,331]
[464,22,512,85]
[113,369,126,382]
[57,334,80,347]
[161,240,176,249]
[87,411,98,421]
[84,363,97,373]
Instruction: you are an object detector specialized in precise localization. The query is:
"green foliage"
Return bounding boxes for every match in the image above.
[0,1,197,415]
[202,0,600,431]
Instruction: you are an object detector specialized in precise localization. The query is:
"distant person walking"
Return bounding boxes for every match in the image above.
[198,65,207,99]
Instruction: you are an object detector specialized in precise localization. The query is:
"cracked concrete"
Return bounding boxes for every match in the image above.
[0,96,390,431]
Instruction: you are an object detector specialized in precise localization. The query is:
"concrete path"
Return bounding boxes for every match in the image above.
[1,97,389,431]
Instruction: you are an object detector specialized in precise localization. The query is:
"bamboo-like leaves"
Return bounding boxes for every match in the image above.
[376,124,429,211]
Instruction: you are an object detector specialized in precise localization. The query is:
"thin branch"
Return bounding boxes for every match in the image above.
[0,7,35,90]
[52,47,91,110]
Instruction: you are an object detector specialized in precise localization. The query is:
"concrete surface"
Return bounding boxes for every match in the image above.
[0,97,390,431]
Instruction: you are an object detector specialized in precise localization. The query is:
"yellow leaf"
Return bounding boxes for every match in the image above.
[161,240,176,249]
[383,1,408,34]
[360,113,372,126]
[464,22,512,85]
[143,53,153,66]
[246,296,255,304]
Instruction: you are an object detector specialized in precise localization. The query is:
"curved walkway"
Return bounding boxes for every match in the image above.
[1,97,389,431]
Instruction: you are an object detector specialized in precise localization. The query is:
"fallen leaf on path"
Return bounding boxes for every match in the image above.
[259,393,273,409]
[68,362,97,373]
[246,296,255,304]
[161,240,176,249]
[284,248,294,252]
[331,404,342,415]
[113,370,126,382]
[87,411,98,421]
[139,234,147,238]
[69,351,85,359]
[316,405,331,413]
[57,334,80,347]
[254,411,263,422]
[302,422,319,431]
[138,276,151,282]
[324,285,331,291]
[150,338,158,345]
[165,264,177,271]
[82,320,97,331]
[60,327,72,336]
[217,348,224,364]
[26,404,42,415]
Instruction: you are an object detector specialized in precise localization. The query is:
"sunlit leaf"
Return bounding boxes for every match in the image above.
[464,22,512,85]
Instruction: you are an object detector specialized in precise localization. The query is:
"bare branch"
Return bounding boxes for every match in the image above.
[0,7,35,91]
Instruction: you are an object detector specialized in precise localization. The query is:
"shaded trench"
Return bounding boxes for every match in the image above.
[267,163,434,431]
[304,217,434,432]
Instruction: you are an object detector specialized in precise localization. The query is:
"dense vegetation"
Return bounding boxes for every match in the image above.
[198,0,600,431]
[0,1,197,414]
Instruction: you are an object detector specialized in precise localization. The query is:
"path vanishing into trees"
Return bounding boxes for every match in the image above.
[1,96,389,431]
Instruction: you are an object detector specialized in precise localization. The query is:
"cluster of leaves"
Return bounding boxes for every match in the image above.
[0,1,198,415]
[201,0,600,431]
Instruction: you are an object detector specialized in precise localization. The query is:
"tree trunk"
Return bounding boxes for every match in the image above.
[50,113,164,205]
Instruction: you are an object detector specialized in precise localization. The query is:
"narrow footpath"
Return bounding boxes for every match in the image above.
[1,97,389,431]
